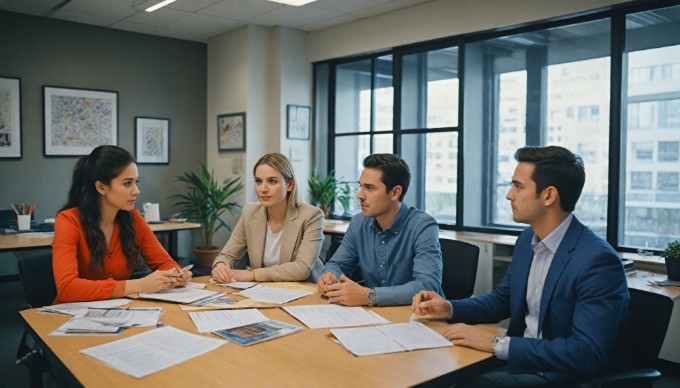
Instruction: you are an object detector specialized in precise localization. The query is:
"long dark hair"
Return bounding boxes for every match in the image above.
[60,145,142,271]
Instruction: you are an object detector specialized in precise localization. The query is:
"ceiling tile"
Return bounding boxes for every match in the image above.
[63,0,137,20]
[302,13,358,31]
[109,19,162,35]
[0,0,59,15]
[310,0,392,14]
[50,9,120,27]
[124,6,191,28]
[168,13,241,37]
[247,4,339,28]
[199,0,283,21]
[167,0,222,13]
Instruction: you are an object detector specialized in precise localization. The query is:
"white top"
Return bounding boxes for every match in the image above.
[263,224,283,268]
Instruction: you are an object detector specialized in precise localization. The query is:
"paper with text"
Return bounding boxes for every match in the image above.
[237,285,313,304]
[80,326,226,378]
[283,304,390,329]
[330,322,452,356]
[189,309,269,333]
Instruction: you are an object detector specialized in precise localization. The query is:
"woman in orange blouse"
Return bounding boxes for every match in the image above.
[52,145,192,303]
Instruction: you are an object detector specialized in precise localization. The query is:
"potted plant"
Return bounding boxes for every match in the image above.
[335,181,356,216]
[170,164,243,268]
[308,169,338,218]
[661,240,680,281]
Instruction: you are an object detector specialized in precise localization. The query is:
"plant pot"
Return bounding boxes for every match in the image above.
[193,246,221,269]
[665,256,680,281]
[320,205,330,219]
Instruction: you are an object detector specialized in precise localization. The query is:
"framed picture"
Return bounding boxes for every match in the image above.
[43,86,118,156]
[287,104,310,140]
[135,117,169,164]
[0,76,22,159]
[217,112,246,152]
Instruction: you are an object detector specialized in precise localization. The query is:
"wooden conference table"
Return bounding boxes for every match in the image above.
[20,277,501,388]
[0,221,201,258]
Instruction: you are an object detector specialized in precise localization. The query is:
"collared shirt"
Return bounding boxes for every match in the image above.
[495,213,574,360]
[323,204,443,306]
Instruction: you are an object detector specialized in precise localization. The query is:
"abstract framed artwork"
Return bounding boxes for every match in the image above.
[135,117,169,164]
[217,112,246,152]
[286,104,310,140]
[43,86,118,156]
[0,76,22,159]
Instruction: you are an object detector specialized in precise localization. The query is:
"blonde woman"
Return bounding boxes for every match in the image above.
[211,153,324,282]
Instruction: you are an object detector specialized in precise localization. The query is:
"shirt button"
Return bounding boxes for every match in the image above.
[381,280,386,284]
[381,241,385,244]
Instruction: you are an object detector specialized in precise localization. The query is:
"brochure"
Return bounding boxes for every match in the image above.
[213,320,303,346]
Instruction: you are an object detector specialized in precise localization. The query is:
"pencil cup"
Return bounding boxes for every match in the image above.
[17,215,31,231]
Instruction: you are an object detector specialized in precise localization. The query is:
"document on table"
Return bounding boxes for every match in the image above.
[41,299,131,315]
[80,326,226,378]
[283,304,390,329]
[237,285,314,304]
[189,309,269,333]
[138,287,222,304]
[51,317,123,336]
[330,322,452,356]
[215,281,259,289]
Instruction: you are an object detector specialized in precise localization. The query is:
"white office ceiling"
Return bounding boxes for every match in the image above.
[0,0,433,42]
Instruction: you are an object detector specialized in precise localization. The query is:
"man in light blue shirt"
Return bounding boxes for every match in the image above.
[317,154,443,307]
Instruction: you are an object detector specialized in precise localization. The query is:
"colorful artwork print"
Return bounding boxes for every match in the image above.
[0,77,21,158]
[44,86,117,156]
[217,113,245,151]
[135,117,169,164]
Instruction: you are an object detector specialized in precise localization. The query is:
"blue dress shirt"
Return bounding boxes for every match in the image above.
[323,204,443,306]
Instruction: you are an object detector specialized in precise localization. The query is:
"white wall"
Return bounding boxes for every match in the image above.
[307,0,633,62]
[206,26,313,248]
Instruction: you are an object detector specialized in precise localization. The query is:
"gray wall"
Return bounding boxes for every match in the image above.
[0,11,207,273]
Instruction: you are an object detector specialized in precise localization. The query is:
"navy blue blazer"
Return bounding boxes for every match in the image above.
[451,217,629,385]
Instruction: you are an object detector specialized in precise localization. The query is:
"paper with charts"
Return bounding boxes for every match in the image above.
[330,322,452,356]
[80,326,226,378]
[283,304,390,329]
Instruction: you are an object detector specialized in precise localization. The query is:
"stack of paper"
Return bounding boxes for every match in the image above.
[139,287,222,304]
[330,322,452,356]
[210,279,258,289]
[80,327,226,378]
[283,304,390,329]
[41,299,131,315]
[50,307,164,336]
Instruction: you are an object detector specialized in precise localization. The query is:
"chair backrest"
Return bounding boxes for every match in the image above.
[628,288,673,369]
[439,238,480,300]
[17,252,57,308]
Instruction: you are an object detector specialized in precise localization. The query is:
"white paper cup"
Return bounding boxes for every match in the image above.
[17,215,31,231]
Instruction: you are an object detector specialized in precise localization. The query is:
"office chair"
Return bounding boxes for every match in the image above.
[16,252,57,388]
[439,238,480,300]
[579,288,674,388]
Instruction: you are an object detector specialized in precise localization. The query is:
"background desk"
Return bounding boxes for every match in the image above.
[21,277,500,387]
[0,222,200,259]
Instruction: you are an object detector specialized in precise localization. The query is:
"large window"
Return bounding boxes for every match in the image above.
[621,4,680,249]
[315,1,680,251]
[463,19,611,236]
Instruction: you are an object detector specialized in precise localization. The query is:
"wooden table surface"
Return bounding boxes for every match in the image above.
[21,277,498,387]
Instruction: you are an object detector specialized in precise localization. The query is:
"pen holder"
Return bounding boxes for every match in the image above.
[17,214,31,231]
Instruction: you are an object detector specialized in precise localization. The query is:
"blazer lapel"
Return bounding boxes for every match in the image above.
[248,206,267,268]
[279,204,300,264]
[537,218,583,331]
[509,235,534,334]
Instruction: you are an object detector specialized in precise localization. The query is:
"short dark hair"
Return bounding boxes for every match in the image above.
[363,153,410,202]
[514,146,585,212]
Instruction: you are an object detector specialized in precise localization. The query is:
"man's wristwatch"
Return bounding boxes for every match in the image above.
[367,288,377,307]
[491,335,503,355]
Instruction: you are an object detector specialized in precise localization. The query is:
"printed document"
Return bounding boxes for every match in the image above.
[139,287,222,304]
[330,322,452,356]
[80,326,226,378]
[237,285,313,304]
[41,299,131,315]
[283,304,390,329]
[189,309,269,333]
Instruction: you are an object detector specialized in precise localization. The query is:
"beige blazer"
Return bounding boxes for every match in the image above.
[213,202,324,281]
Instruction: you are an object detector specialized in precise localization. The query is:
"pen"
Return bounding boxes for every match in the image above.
[177,264,194,277]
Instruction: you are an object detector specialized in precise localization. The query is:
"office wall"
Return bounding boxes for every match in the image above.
[0,11,206,271]
[307,0,633,62]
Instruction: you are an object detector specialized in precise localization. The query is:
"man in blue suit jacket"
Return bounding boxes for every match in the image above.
[413,146,629,386]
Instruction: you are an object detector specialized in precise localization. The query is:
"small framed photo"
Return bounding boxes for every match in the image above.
[135,117,169,164]
[43,86,118,156]
[217,112,246,152]
[287,104,310,140]
[0,76,22,159]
